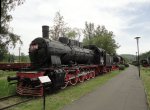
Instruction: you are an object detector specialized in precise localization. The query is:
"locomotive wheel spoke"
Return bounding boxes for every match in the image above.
[91,72,95,78]
[78,75,84,83]
[90,72,93,78]
[86,73,90,80]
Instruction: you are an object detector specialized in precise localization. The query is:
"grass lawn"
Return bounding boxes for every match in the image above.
[0,70,16,79]
[0,70,16,97]
[8,70,123,110]
[141,67,150,108]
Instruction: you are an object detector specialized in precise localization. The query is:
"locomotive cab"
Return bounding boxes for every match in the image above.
[84,45,105,65]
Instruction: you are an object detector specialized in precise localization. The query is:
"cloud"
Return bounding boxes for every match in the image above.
[114,1,150,54]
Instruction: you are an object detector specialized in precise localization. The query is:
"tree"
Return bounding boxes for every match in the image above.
[140,51,150,60]
[66,28,81,40]
[83,22,95,44]
[83,22,119,54]
[94,25,119,54]
[1,0,24,61]
[49,12,67,40]
[21,52,29,62]
[50,12,81,41]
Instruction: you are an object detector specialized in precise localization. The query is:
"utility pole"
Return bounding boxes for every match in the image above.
[19,47,21,62]
[135,37,141,78]
[136,52,138,61]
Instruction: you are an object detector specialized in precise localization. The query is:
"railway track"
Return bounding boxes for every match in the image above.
[0,94,33,110]
[0,94,17,101]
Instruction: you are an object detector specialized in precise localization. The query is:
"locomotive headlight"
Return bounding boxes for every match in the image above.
[29,44,38,52]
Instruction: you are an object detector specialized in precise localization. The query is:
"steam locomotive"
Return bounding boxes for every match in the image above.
[141,57,150,67]
[8,25,124,96]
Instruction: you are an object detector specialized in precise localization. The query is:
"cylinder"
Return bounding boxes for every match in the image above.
[42,25,49,39]
[7,76,19,82]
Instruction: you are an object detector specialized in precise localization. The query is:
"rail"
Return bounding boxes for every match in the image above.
[0,95,33,110]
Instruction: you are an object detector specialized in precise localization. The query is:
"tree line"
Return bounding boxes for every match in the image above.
[0,53,29,63]
[140,51,150,60]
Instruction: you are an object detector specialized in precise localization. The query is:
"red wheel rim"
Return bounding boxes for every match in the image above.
[61,81,69,89]
[70,76,78,85]
[85,73,90,80]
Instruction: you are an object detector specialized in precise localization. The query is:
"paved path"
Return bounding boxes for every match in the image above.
[61,65,149,110]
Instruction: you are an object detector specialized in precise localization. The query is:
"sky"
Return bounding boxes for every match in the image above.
[9,0,150,55]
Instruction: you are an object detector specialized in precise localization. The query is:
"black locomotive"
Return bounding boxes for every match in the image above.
[29,26,106,68]
[8,25,124,96]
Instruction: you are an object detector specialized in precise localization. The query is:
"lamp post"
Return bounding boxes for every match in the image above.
[135,37,140,77]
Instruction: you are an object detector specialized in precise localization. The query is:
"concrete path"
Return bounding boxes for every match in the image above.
[61,65,149,110]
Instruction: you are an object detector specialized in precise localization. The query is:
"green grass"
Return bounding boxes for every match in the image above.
[9,70,123,110]
[141,67,150,108]
[0,70,16,79]
[0,70,16,97]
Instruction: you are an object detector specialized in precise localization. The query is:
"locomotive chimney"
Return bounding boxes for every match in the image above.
[42,25,49,39]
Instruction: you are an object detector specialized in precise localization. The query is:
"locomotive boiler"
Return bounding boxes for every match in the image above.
[8,25,120,96]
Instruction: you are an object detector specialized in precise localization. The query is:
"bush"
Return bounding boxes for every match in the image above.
[124,63,129,67]
[118,65,125,70]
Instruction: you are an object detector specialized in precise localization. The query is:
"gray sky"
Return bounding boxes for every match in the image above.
[9,0,150,55]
